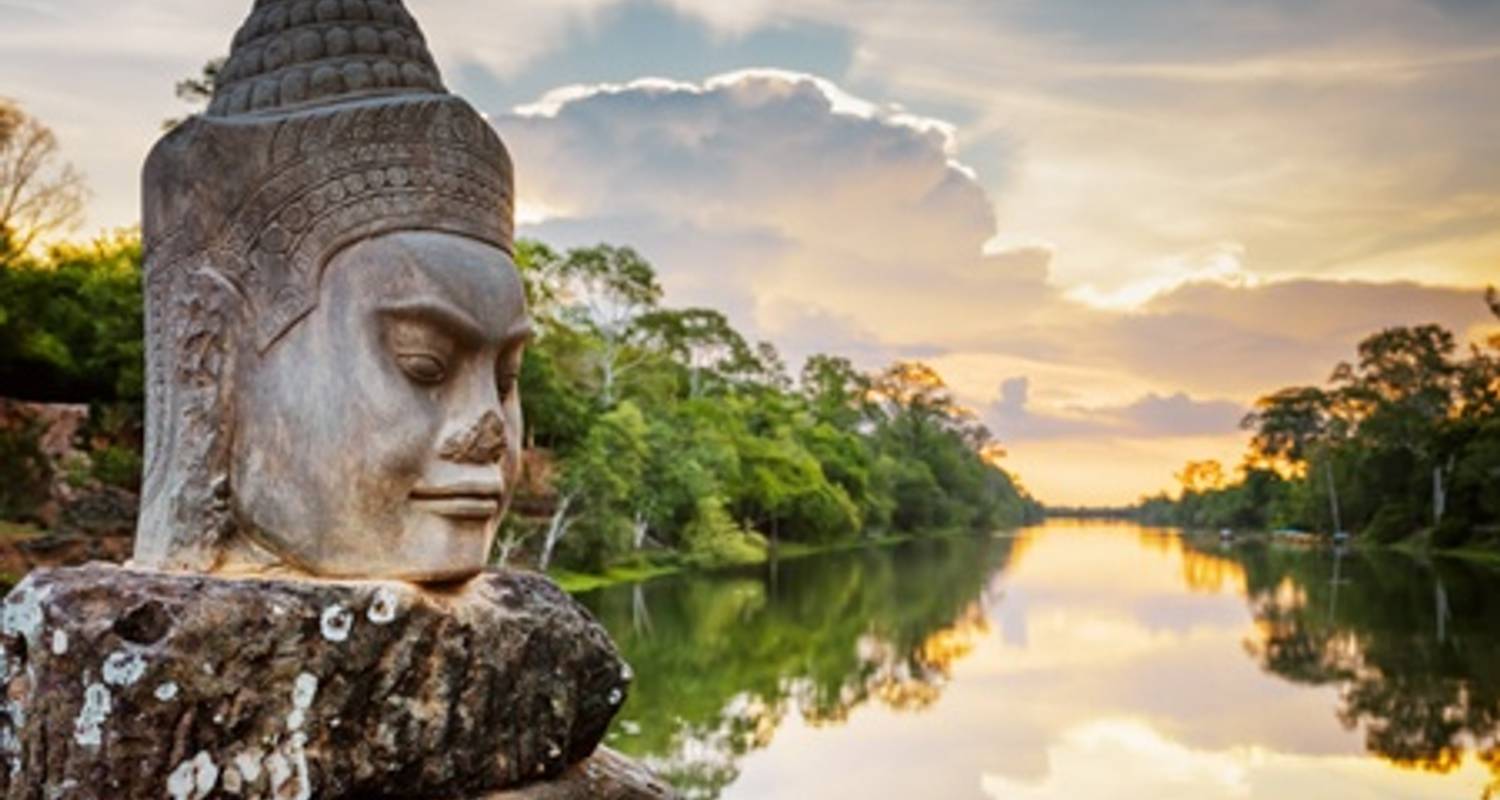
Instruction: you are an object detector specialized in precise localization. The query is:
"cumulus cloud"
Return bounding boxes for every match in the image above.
[495,69,1057,353]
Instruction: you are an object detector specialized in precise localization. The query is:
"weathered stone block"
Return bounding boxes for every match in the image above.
[0,565,636,799]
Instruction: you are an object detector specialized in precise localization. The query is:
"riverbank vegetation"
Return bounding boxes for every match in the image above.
[500,241,1042,573]
[1138,293,1500,551]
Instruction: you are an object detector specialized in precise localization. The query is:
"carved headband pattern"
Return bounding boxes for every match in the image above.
[143,0,513,352]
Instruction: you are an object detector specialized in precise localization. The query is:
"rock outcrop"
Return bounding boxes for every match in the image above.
[0,566,659,799]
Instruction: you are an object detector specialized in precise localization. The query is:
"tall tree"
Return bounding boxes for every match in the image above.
[0,100,87,254]
[638,307,753,397]
[554,245,663,406]
[1242,385,1348,531]
[800,354,871,429]
[1242,386,1334,468]
[1333,325,1464,525]
[869,361,960,449]
[1331,324,1459,449]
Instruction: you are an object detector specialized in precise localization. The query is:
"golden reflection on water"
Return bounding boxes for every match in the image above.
[599,520,1500,799]
[866,602,991,712]
[977,523,1496,799]
[1001,518,1249,598]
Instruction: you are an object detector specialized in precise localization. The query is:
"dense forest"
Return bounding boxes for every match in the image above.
[1138,297,1500,550]
[0,229,1041,574]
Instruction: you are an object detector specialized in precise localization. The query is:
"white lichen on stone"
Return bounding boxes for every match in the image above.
[266,740,311,800]
[233,750,263,784]
[102,649,148,687]
[194,752,220,797]
[72,682,112,748]
[265,751,291,789]
[285,731,313,800]
[166,760,192,800]
[367,586,400,625]
[608,687,623,706]
[50,630,68,656]
[1,586,48,642]
[2,697,22,731]
[620,661,634,682]
[320,603,353,642]
[287,671,318,731]
[155,681,179,702]
[166,750,219,800]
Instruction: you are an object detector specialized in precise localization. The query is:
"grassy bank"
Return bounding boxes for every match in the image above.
[0,521,40,539]
[1181,525,1500,568]
[1383,531,1500,566]
[549,525,988,593]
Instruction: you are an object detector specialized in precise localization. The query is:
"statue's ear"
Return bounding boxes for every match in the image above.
[134,264,247,571]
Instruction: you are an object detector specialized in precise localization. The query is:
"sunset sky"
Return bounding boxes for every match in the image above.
[3,0,1497,504]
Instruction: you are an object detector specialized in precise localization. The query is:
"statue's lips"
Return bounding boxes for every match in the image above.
[409,482,504,519]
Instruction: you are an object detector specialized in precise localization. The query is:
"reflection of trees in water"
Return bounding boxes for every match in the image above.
[1146,531,1251,595]
[851,601,991,715]
[1204,539,1500,797]
[579,536,1013,798]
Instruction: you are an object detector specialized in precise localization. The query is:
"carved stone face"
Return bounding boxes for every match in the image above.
[230,230,529,581]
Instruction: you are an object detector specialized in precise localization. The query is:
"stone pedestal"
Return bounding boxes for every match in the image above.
[0,566,671,799]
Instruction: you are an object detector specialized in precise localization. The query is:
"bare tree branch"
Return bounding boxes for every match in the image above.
[0,99,88,253]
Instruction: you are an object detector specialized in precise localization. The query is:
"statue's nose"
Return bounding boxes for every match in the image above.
[438,409,509,465]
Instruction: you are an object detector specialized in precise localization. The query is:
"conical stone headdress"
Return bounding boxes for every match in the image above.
[137,0,515,569]
[145,0,514,351]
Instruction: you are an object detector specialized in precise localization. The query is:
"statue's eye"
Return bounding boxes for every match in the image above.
[397,353,447,384]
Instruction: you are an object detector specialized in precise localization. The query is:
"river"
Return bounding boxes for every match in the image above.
[577,519,1500,799]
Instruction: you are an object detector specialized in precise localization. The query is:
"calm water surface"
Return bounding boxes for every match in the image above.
[578,519,1500,799]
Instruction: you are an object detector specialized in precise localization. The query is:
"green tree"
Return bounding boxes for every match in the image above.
[1155,290,1500,545]
[554,244,664,407]
[0,231,143,403]
[544,401,651,570]
[800,354,871,430]
[638,307,755,397]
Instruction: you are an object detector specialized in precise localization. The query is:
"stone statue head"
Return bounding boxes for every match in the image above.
[135,0,527,582]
